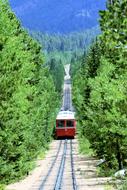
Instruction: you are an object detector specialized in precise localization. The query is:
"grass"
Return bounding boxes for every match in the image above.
[79,137,94,156]
[0,184,5,190]
[37,141,51,160]
[117,178,127,190]
[104,185,114,190]
[37,149,46,160]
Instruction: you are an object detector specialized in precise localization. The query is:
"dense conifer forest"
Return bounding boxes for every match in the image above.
[72,0,127,177]
[31,27,99,53]
[0,0,127,189]
[0,0,61,185]
[30,28,99,94]
[30,28,99,92]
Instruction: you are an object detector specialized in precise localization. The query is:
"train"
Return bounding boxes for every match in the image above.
[56,111,76,138]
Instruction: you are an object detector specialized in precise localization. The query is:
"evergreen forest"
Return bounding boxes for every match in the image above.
[0,0,127,189]
[30,28,99,93]
[0,0,61,185]
[73,0,127,176]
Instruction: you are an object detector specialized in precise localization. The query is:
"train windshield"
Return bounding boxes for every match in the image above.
[66,120,74,127]
[58,120,64,128]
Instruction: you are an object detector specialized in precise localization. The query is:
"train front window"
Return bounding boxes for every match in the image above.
[66,120,74,127]
[58,120,64,128]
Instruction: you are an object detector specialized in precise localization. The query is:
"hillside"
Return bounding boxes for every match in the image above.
[31,27,100,52]
[30,26,100,67]
[9,0,106,33]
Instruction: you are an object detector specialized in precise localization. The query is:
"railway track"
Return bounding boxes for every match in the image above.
[64,87,71,111]
[62,140,78,190]
[39,140,62,190]
[38,139,78,190]
[70,140,78,190]
[39,64,77,189]
[63,81,73,111]
[54,139,67,189]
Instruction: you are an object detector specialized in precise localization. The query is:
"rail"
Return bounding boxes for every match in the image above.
[70,140,78,190]
[54,139,67,190]
[64,87,71,111]
[39,140,62,190]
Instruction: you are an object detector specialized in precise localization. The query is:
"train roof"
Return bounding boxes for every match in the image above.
[56,111,75,120]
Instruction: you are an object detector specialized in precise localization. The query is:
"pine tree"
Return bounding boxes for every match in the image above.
[0,1,59,183]
[73,0,127,173]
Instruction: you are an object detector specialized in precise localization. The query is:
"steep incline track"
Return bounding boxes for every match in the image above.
[6,138,112,190]
[39,140,62,189]
[38,64,77,190]
[38,140,78,190]
[62,64,74,111]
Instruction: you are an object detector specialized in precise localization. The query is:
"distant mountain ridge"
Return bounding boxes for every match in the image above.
[9,0,106,34]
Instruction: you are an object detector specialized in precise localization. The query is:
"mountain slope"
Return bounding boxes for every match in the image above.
[9,0,106,33]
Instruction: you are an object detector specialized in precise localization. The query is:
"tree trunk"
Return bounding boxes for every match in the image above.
[116,138,123,170]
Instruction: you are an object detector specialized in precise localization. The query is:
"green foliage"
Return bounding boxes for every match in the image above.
[31,28,99,67]
[79,137,94,156]
[0,184,6,190]
[118,179,127,190]
[73,0,127,174]
[31,27,100,53]
[46,58,64,93]
[30,24,99,93]
[76,121,94,156]
[0,1,59,184]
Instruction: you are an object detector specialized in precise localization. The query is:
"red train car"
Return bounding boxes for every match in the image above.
[56,111,76,138]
